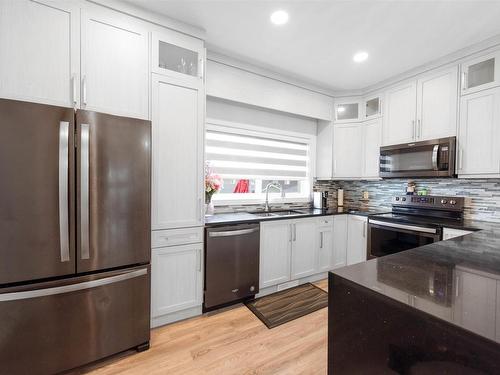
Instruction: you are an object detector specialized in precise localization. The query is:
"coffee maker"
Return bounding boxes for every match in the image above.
[313,191,328,209]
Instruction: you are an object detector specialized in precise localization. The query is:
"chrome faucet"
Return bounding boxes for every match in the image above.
[264,182,282,212]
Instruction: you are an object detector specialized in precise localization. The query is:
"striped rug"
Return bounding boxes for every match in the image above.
[245,283,328,329]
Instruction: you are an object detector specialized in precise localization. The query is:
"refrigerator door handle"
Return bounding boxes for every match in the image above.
[81,124,90,260]
[59,121,70,262]
[0,268,147,302]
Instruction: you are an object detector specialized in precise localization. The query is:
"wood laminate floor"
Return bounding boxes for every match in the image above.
[82,279,328,375]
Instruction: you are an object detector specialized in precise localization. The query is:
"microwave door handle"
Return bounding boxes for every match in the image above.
[432,144,439,171]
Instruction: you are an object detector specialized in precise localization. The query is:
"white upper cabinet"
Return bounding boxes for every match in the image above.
[81,8,149,119]
[458,86,500,176]
[416,66,458,140]
[364,94,383,120]
[151,75,204,230]
[333,123,363,178]
[152,31,205,87]
[0,0,79,107]
[383,81,417,145]
[315,121,334,179]
[362,118,382,178]
[461,51,500,96]
[334,98,362,123]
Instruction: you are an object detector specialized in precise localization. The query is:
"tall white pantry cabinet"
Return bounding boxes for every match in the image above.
[150,30,206,328]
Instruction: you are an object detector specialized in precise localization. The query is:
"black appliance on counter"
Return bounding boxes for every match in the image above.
[379,137,456,178]
[0,99,151,374]
[367,195,465,259]
[204,223,260,311]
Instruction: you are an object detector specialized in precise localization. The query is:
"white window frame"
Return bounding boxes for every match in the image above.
[206,118,316,206]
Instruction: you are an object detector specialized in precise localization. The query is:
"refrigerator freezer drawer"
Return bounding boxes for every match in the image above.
[0,266,150,375]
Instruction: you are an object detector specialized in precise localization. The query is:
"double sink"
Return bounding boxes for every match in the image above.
[252,210,307,218]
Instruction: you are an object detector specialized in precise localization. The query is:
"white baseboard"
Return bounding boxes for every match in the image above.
[151,305,202,328]
[256,272,328,298]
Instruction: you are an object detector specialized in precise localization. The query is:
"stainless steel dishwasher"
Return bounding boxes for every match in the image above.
[204,223,260,310]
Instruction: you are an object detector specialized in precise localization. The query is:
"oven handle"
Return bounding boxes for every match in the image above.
[432,144,439,171]
[208,228,259,237]
[369,219,437,234]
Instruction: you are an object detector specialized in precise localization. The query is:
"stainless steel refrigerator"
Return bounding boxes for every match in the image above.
[0,98,151,374]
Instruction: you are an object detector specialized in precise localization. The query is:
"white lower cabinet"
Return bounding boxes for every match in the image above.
[291,219,318,279]
[333,215,348,268]
[347,215,368,265]
[151,243,203,326]
[260,215,353,289]
[453,267,497,341]
[259,220,293,288]
[442,227,474,240]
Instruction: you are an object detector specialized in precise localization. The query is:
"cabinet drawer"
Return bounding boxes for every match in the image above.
[317,216,334,227]
[152,227,203,248]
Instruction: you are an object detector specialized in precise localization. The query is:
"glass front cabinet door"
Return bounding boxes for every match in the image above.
[364,94,383,119]
[152,31,205,85]
[461,51,500,95]
[334,99,361,123]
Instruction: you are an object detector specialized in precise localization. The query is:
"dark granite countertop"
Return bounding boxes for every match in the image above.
[331,219,500,344]
[204,207,389,226]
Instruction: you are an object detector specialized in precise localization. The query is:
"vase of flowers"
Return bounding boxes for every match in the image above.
[204,164,223,216]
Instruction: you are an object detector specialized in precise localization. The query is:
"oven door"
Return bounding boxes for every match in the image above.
[367,220,442,259]
[379,137,455,178]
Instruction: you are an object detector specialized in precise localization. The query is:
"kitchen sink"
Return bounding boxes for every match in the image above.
[253,210,303,218]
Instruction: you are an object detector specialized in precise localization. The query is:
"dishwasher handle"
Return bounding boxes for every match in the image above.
[208,227,259,238]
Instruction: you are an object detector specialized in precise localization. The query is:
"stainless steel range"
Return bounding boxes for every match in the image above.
[367,195,465,259]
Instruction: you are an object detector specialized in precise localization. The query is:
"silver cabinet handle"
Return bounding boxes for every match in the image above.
[208,228,259,237]
[71,75,77,107]
[378,98,382,115]
[293,223,297,242]
[198,198,202,223]
[412,120,416,140]
[59,121,70,262]
[199,57,204,81]
[458,148,464,171]
[0,268,147,302]
[417,119,422,139]
[455,275,460,297]
[197,250,202,272]
[461,71,468,91]
[80,124,90,260]
[320,232,324,249]
[363,221,367,237]
[82,75,87,106]
[289,224,293,242]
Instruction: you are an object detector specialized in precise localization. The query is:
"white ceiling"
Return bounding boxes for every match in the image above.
[127,0,500,91]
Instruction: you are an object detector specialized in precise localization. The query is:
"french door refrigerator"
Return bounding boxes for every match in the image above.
[0,99,151,375]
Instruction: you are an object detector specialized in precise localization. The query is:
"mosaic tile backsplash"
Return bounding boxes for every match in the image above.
[314,179,500,223]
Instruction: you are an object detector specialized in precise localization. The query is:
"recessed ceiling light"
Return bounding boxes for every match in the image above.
[353,51,369,63]
[270,10,289,25]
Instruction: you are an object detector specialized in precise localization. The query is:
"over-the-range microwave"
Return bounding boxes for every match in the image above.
[379,137,456,178]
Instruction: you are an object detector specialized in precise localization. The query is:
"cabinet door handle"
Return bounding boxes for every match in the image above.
[82,75,87,106]
[455,275,460,297]
[293,224,297,242]
[417,119,422,139]
[412,120,416,140]
[71,74,77,107]
[458,148,464,171]
[289,224,293,242]
[198,251,202,272]
[199,57,204,81]
[363,222,367,238]
[461,71,468,91]
[198,198,202,222]
[320,232,324,249]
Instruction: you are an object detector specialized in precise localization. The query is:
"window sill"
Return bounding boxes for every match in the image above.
[212,197,311,207]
